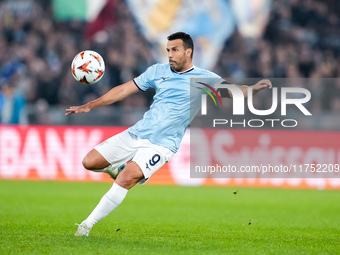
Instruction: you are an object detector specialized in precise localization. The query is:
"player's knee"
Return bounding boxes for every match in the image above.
[115,163,144,189]
[82,156,95,170]
[82,151,110,170]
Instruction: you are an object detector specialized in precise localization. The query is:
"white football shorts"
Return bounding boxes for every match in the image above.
[94,130,175,184]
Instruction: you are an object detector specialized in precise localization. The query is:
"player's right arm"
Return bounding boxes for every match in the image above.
[65,80,139,116]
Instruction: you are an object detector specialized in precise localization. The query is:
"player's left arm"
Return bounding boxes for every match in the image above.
[218,79,272,98]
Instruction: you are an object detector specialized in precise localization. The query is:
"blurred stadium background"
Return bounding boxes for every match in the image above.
[0,0,340,189]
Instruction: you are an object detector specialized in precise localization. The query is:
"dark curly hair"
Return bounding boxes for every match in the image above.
[167,32,194,59]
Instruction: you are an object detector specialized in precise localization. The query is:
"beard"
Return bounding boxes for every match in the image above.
[170,58,187,72]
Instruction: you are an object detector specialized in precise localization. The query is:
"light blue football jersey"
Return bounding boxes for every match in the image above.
[128,63,221,152]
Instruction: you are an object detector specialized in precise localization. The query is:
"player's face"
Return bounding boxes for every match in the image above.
[166,39,192,72]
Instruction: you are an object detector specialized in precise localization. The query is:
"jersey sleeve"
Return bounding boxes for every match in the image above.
[206,71,223,90]
[133,64,158,91]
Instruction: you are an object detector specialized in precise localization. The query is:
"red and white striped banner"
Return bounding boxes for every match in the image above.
[1,125,339,189]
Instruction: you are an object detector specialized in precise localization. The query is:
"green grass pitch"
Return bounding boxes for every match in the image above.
[0,180,339,254]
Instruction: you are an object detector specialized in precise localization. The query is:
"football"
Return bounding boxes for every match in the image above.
[71,50,105,84]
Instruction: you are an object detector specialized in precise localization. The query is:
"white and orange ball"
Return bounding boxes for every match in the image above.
[71,50,105,85]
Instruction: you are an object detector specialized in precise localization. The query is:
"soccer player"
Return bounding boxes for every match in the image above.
[66,32,272,236]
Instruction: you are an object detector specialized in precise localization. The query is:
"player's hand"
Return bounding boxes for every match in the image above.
[65,105,91,116]
[252,79,272,92]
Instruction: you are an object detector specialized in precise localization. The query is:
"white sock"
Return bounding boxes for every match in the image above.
[91,165,114,174]
[84,182,128,228]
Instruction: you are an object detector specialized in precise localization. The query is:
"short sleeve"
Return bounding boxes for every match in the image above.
[133,64,158,91]
[206,70,221,79]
